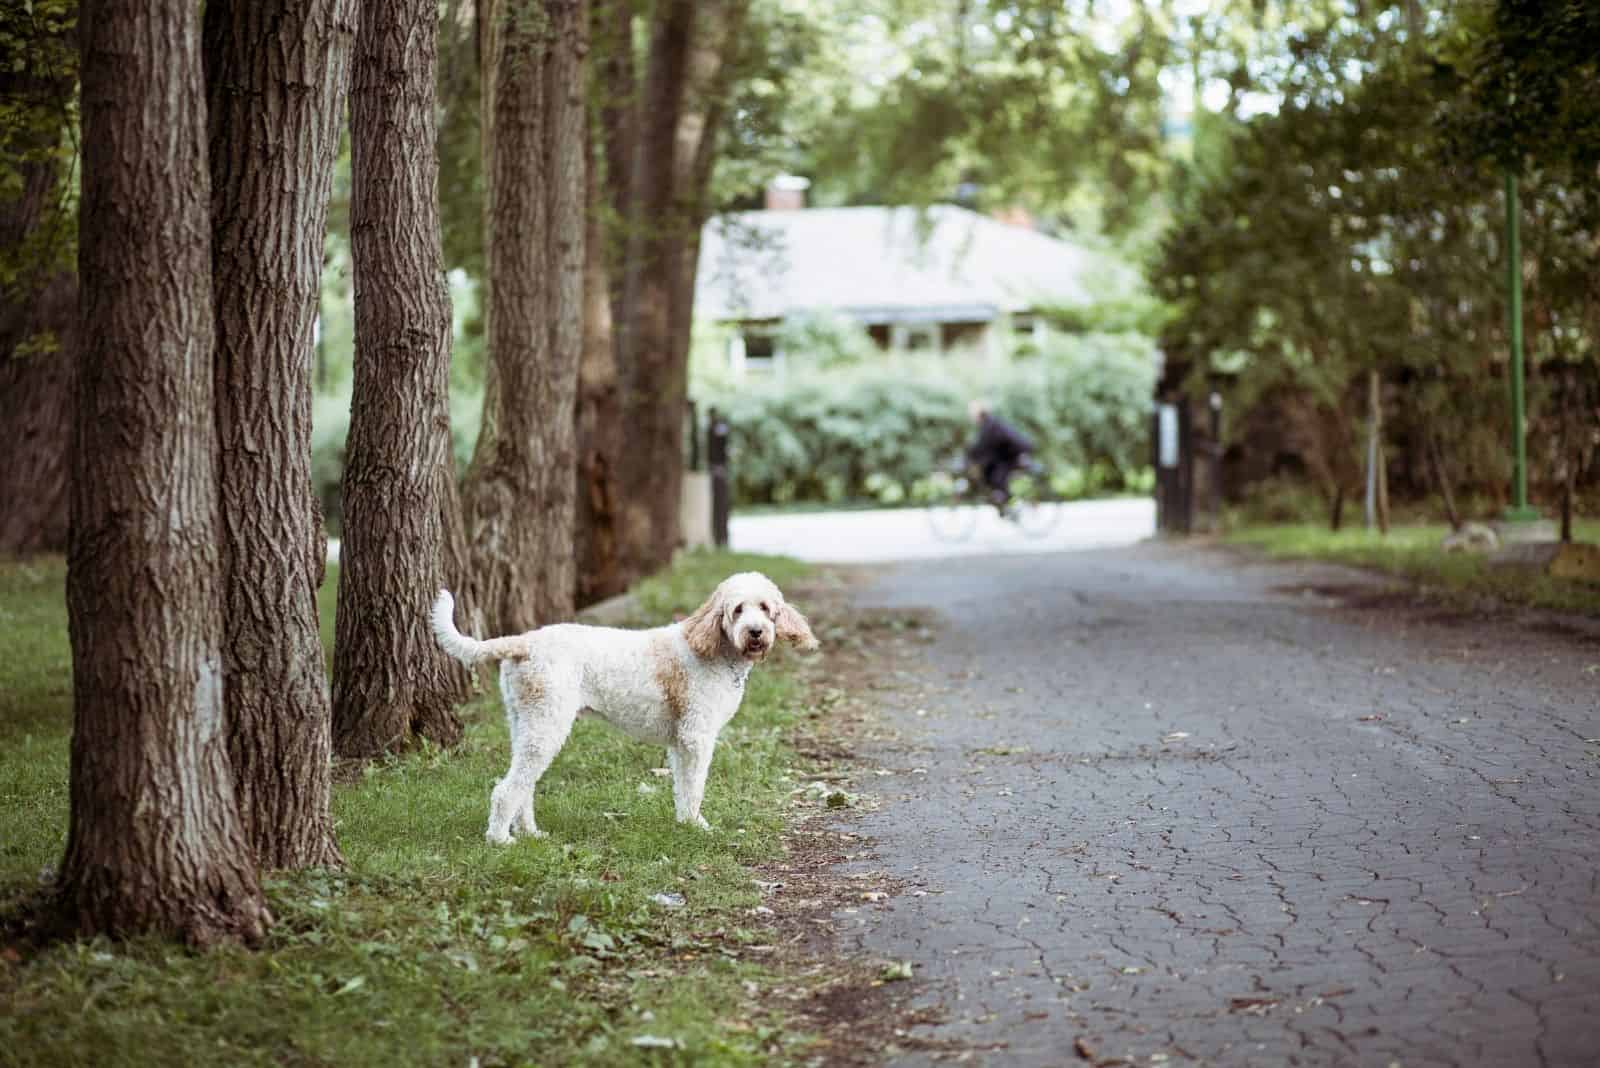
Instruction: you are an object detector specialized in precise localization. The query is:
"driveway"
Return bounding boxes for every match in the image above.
[730,498,1154,563]
[826,542,1600,1066]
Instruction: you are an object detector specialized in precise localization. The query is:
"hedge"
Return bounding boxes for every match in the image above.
[700,331,1159,506]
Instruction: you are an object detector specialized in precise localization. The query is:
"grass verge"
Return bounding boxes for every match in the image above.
[1,549,822,1067]
[1224,521,1600,617]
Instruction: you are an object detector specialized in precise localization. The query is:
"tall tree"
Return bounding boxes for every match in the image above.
[612,0,747,581]
[0,0,78,557]
[573,0,636,608]
[575,118,626,608]
[203,0,354,868]
[333,0,471,757]
[462,0,589,634]
[62,0,268,945]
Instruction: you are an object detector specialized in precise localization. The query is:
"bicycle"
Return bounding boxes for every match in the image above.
[923,457,1064,542]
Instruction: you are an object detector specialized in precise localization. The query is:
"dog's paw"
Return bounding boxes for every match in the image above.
[486,829,515,846]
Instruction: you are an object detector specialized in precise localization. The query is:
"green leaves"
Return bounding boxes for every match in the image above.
[703,332,1157,506]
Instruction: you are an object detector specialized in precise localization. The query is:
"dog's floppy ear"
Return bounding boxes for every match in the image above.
[682,589,727,659]
[774,601,819,651]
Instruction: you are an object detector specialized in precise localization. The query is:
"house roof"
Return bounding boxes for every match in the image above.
[695,204,1116,325]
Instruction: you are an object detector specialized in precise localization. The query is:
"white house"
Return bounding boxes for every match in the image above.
[695,194,1120,375]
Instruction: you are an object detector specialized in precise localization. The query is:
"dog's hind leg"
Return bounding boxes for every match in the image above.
[488,667,576,844]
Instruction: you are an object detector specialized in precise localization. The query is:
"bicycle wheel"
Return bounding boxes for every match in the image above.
[925,477,981,542]
[1008,471,1062,539]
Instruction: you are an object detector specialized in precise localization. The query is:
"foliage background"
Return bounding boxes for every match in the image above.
[693,315,1159,506]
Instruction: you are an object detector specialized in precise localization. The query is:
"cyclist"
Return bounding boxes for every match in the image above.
[964,399,1034,512]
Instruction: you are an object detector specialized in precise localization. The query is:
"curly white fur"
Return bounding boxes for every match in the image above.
[430,572,818,843]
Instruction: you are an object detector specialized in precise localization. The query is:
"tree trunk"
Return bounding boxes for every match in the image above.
[544,0,590,616]
[203,0,353,869]
[62,0,269,946]
[595,0,637,369]
[574,0,638,602]
[333,0,471,757]
[575,120,627,608]
[616,0,694,580]
[1425,431,1462,532]
[615,0,746,580]
[1364,368,1380,532]
[0,275,75,556]
[462,0,588,634]
[0,14,79,557]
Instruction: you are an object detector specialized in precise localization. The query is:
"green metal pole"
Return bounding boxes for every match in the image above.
[1504,169,1538,521]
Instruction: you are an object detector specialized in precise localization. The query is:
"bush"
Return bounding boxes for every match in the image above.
[700,332,1158,506]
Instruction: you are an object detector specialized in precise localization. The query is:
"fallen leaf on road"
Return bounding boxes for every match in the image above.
[1229,996,1280,1014]
[1357,714,1384,722]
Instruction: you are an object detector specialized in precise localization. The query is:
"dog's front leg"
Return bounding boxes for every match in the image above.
[668,740,714,830]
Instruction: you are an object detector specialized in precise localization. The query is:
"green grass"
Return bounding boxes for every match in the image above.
[1225,520,1600,616]
[1,550,821,1067]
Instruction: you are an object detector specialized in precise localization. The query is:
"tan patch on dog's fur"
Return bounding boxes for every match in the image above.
[508,664,546,708]
[650,633,691,732]
[479,635,531,662]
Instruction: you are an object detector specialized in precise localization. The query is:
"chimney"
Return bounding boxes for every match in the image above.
[764,173,810,211]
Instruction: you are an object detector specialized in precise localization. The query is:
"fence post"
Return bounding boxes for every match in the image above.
[708,407,729,548]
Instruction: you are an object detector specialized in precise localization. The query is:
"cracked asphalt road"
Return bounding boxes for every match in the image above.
[828,542,1600,1067]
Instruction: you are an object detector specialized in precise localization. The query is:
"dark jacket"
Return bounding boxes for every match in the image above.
[967,413,1034,470]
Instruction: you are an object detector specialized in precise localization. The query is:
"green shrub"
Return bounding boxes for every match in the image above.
[699,332,1158,506]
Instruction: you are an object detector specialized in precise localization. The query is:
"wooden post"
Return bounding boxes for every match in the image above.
[708,407,729,548]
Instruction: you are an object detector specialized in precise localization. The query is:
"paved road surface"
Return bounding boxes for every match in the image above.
[830,543,1600,1066]
[730,498,1153,563]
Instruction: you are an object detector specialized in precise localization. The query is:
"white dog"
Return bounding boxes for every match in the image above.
[430,572,818,843]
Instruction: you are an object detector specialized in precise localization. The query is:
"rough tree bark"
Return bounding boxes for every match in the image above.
[0,274,75,556]
[573,0,638,605]
[613,0,746,580]
[333,0,471,757]
[0,10,78,556]
[666,0,745,390]
[203,0,353,868]
[61,0,269,946]
[575,118,626,608]
[462,0,588,634]
[615,0,694,581]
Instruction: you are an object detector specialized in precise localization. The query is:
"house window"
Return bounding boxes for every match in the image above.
[890,322,940,354]
[728,328,779,377]
[743,331,778,371]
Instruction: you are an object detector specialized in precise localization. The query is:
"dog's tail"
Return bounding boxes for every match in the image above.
[430,589,528,666]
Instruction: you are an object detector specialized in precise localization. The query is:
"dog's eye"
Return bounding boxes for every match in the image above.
[731,604,743,618]
[759,602,772,616]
